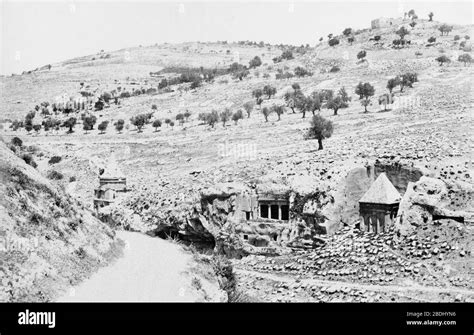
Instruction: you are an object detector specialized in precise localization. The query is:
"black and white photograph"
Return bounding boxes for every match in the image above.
[0,0,472,332]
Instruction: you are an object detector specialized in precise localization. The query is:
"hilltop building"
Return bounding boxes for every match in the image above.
[371,17,403,29]
[358,173,401,233]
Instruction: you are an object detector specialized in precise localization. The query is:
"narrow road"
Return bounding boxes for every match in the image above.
[58,231,208,302]
[235,268,474,296]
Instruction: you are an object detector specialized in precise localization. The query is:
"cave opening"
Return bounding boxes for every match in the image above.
[154,226,216,250]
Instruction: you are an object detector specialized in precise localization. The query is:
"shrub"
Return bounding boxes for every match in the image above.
[357,50,367,61]
[263,85,277,99]
[252,88,263,102]
[152,119,162,131]
[47,170,64,180]
[184,111,191,121]
[396,26,409,39]
[458,53,472,66]
[69,176,76,182]
[243,101,254,118]
[355,82,375,112]
[190,79,202,89]
[176,113,184,124]
[83,115,97,133]
[249,56,262,68]
[11,137,23,147]
[62,117,77,133]
[232,110,244,124]
[328,38,340,47]
[454,35,461,41]
[329,66,340,73]
[436,55,450,66]
[324,95,348,115]
[220,109,232,126]
[281,50,294,60]
[94,99,105,111]
[428,37,436,44]
[294,66,312,77]
[438,24,453,36]
[48,156,62,165]
[98,120,109,133]
[386,77,401,93]
[342,28,352,36]
[21,154,37,168]
[114,119,125,133]
[206,111,219,128]
[261,107,271,122]
[130,114,147,132]
[378,93,395,110]
[271,105,285,121]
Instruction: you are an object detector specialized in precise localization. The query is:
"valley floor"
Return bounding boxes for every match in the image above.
[57,231,224,302]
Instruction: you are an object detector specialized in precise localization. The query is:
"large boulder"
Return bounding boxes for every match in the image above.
[395,176,474,236]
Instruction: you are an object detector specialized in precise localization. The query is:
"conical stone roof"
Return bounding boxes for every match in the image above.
[359,173,401,204]
[101,153,125,179]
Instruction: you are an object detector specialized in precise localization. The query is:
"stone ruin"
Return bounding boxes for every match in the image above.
[233,189,291,247]
[370,17,403,29]
[93,155,127,220]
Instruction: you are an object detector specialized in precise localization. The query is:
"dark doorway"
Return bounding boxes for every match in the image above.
[245,212,251,220]
[281,205,289,220]
[260,204,269,218]
[270,205,279,219]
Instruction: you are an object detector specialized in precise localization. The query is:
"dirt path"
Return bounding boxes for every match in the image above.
[57,231,208,302]
[235,268,474,296]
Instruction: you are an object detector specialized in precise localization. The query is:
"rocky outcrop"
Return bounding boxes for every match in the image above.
[395,176,474,236]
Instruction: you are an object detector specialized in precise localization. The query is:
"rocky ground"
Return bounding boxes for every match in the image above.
[233,225,473,302]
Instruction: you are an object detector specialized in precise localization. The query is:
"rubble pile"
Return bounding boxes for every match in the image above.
[238,226,443,286]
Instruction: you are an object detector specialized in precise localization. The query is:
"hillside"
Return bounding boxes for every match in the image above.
[0,138,123,302]
[0,17,473,302]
